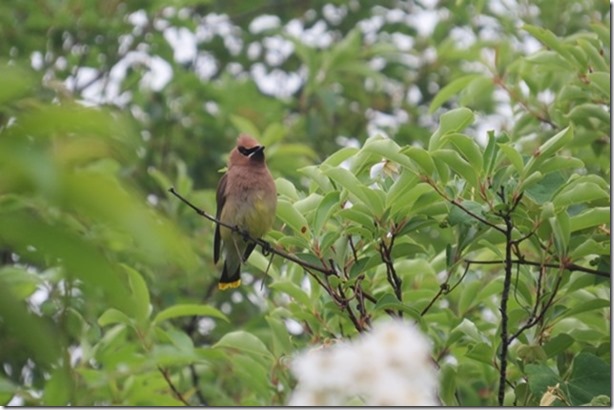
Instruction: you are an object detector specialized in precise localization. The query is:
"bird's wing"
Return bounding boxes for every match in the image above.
[213,173,228,264]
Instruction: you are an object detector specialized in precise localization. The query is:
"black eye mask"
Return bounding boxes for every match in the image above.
[238,146,263,157]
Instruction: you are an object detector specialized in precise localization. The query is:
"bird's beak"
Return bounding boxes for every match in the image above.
[249,145,265,158]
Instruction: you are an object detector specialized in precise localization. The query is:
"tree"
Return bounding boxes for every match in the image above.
[0,0,610,406]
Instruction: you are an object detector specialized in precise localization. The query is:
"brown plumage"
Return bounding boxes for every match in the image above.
[214,134,277,290]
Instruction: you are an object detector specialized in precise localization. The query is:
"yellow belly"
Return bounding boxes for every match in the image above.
[220,192,275,242]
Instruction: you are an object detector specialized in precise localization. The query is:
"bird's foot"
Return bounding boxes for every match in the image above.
[235,225,251,242]
[260,241,272,256]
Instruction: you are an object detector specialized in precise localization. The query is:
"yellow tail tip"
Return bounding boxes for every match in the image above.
[218,280,241,291]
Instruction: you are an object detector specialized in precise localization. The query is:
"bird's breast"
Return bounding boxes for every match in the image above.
[220,181,276,240]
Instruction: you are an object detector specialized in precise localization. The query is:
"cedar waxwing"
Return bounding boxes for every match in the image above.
[213,134,277,290]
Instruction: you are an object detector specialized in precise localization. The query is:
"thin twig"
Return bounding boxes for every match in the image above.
[158,366,191,406]
[463,258,609,278]
[169,187,335,276]
[429,182,505,234]
[508,271,564,344]
[379,238,403,304]
[421,284,447,316]
[494,77,557,128]
[348,235,359,263]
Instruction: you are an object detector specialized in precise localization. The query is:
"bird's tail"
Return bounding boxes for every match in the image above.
[219,254,241,291]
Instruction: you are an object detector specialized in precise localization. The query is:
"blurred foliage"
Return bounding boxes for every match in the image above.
[0,0,610,406]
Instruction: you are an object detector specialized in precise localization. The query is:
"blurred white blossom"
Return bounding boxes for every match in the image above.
[288,319,439,406]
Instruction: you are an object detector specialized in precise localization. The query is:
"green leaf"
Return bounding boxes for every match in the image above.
[431,149,478,187]
[265,315,294,356]
[543,334,574,358]
[0,266,42,299]
[549,212,570,256]
[577,39,608,72]
[439,364,458,405]
[466,342,494,365]
[362,137,413,168]
[98,308,133,327]
[298,165,334,192]
[269,280,311,306]
[324,166,382,213]
[275,178,300,201]
[229,354,272,396]
[448,200,484,226]
[523,25,573,62]
[569,238,610,260]
[567,103,610,127]
[498,143,525,173]
[164,327,195,353]
[429,74,481,113]
[294,193,324,215]
[525,363,563,397]
[524,127,574,177]
[0,212,132,312]
[322,146,360,167]
[444,133,484,171]
[338,208,375,231]
[525,172,566,204]
[553,182,609,208]
[389,182,433,216]
[277,199,310,236]
[403,146,436,175]
[0,65,35,104]
[42,367,71,406]
[429,108,475,151]
[560,299,610,319]
[214,330,273,360]
[518,171,544,191]
[373,293,421,320]
[538,156,584,175]
[517,344,548,363]
[313,191,341,235]
[588,72,610,99]
[385,169,419,207]
[358,186,386,217]
[567,352,610,405]
[570,207,609,232]
[451,318,484,343]
[483,131,498,175]
[153,304,228,324]
[122,265,151,326]
[459,74,495,107]
[458,280,482,315]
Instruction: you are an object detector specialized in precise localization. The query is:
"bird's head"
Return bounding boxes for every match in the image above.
[230,134,266,166]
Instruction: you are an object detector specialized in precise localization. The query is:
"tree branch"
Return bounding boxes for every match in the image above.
[169,187,336,276]
[463,258,609,278]
[428,181,506,234]
[158,366,191,406]
[497,212,514,406]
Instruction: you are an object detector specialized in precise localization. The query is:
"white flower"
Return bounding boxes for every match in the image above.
[288,319,439,406]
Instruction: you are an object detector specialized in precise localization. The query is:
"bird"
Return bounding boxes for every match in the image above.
[213,134,277,290]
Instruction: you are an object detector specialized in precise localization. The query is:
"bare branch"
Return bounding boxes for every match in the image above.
[463,258,609,278]
[158,366,190,406]
[169,187,336,277]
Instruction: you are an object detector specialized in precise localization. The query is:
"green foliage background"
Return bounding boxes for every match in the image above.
[0,0,610,406]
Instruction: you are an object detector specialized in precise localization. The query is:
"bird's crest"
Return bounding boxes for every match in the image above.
[236,134,261,149]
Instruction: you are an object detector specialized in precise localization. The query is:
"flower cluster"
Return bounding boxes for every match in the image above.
[288,319,439,406]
